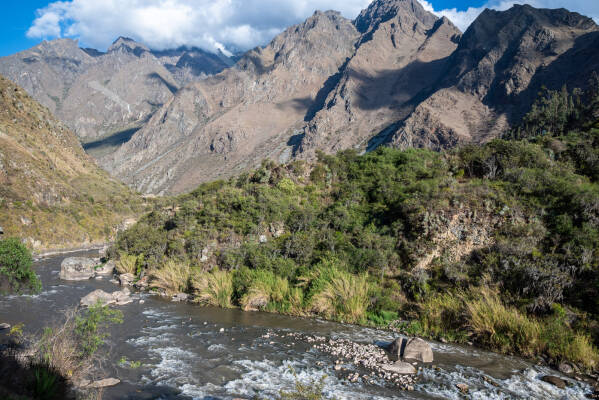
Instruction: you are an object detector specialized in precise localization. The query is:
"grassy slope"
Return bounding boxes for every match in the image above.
[0,74,145,252]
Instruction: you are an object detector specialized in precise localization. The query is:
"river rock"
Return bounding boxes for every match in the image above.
[387,338,404,361]
[456,383,469,393]
[172,293,189,302]
[59,257,96,280]
[119,273,135,286]
[133,275,149,290]
[0,323,10,330]
[381,361,416,374]
[80,290,116,307]
[87,378,120,388]
[95,260,115,275]
[403,337,433,363]
[541,375,567,389]
[113,288,133,305]
[558,361,574,374]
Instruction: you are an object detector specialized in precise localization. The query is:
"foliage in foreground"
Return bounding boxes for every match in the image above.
[113,86,599,369]
[0,237,41,293]
[0,303,122,399]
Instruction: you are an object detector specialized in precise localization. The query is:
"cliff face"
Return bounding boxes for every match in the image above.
[388,5,599,150]
[0,37,231,145]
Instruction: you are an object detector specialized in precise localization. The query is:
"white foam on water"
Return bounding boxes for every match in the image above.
[207,344,227,352]
[127,332,174,347]
[147,346,198,384]
[417,364,591,400]
[223,359,399,400]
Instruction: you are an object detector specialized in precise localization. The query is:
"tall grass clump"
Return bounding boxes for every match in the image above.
[191,269,234,308]
[418,291,464,340]
[149,260,191,296]
[238,269,302,314]
[115,252,138,275]
[306,262,369,323]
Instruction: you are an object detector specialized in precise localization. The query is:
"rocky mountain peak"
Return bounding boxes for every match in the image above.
[354,0,438,34]
[108,36,150,56]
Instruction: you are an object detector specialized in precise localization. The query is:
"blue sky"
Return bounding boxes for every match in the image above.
[0,0,596,57]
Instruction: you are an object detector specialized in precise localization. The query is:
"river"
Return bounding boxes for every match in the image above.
[0,251,593,399]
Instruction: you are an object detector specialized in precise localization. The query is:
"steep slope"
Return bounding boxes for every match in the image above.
[388,5,599,149]
[298,0,461,156]
[0,74,144,252]
[107,0,459,194]
[106,11,360,194]
[0,37,232,151]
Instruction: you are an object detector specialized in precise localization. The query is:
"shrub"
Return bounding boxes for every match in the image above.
[149,260,191,296]
[238,269,299,314]
[191,269,234,308]
[0,237,41,293]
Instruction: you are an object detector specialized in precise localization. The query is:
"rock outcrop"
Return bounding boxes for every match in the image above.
[59,257,96,281]
[80,288,132,306]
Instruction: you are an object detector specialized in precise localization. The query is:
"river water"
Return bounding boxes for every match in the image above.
[0,251,593,399]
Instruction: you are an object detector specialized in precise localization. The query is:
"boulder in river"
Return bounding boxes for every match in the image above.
[0,323,10,330]
[172,293,189,302]
[403,337,434,363]
[80,290,116,307]
[59,257,96,280]
[80,288,133,307]
[456,383,469,393]
[381,361,416,374]
[541,375,567,389]
[387,338,403,361]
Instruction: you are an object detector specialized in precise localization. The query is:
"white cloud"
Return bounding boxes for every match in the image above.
[419,0,599,32]
[26,0,372,54]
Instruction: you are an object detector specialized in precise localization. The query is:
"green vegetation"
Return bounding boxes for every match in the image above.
[0,237,41,293]
[277,369,329,400]
[0,304,122,400]
[112,84,599,369]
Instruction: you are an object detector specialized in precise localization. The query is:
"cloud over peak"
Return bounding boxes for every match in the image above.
[26,0,599,54]
[26,0,372,54]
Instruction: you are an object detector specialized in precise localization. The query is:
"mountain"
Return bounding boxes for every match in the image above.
[105,10,361,194]
[106,0,461,194]
[387,5,599,149]
[0,37,232,156]
[0,74,144,252]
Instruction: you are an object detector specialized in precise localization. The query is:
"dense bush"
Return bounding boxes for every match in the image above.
[0,237,41,293]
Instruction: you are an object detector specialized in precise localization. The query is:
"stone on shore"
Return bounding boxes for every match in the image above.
[403,337,433,363]
[558,361,574,375]
[387,338,403,361]
[87,378,120,388]
[541,375,567,389]
[0,323,10,330]
[172,293,189,302]
[59,257,96,280]
[113,288,133,305]
[119,273,135,286]
[381,361,416,374]
[456,383,469,393]
[95,260,115,275]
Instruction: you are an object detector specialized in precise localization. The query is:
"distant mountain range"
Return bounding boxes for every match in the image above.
[1,0,598,195]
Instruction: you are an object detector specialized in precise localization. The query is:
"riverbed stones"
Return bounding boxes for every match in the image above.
[87,378,120,388]
[403,337,433,363]
[59,257,96,280]
[541,375,567,389]
[381,361,416,374]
